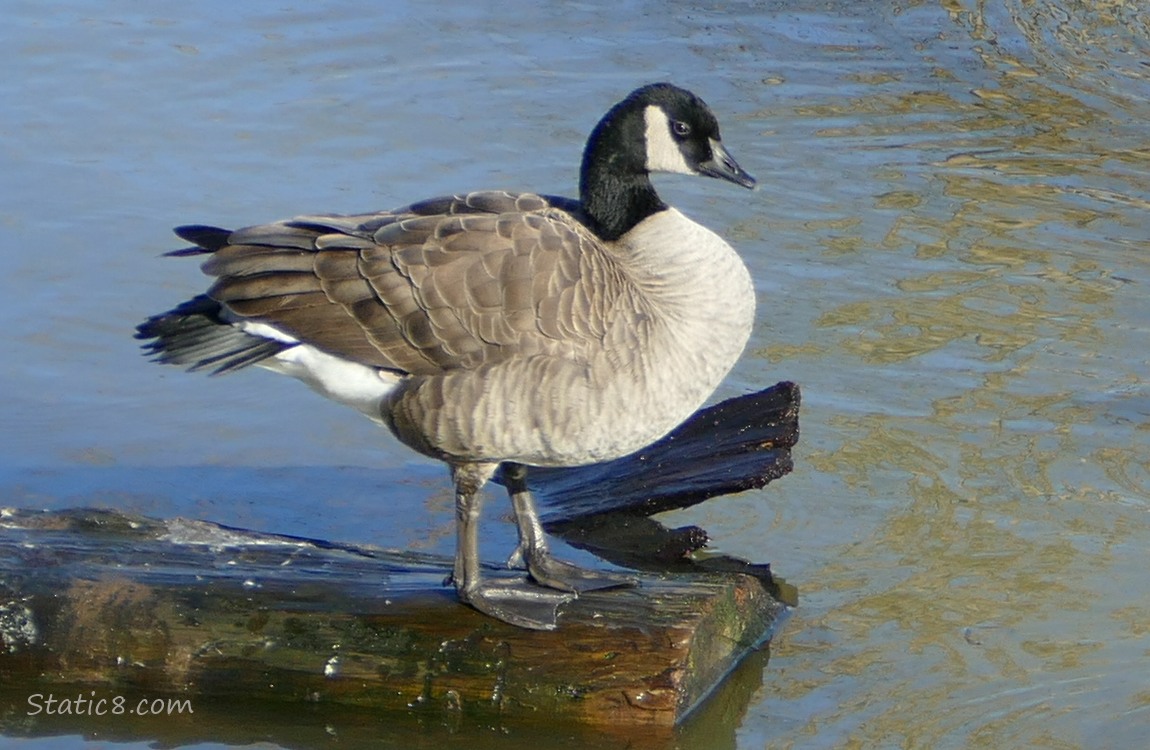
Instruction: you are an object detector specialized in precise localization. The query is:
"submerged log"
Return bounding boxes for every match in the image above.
[0,382,799,732]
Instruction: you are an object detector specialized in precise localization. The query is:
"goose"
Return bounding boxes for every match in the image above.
[136,83,757,630]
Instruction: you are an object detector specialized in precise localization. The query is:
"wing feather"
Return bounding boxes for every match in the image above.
[189,191,623,376]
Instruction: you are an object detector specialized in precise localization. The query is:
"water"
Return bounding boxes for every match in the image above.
[2,1,1148,747]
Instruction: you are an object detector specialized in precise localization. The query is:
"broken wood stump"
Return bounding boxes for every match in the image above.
[0,381,800,733]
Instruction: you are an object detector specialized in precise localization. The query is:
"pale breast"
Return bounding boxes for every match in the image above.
[584,208,756,456]
[384,208,756,467]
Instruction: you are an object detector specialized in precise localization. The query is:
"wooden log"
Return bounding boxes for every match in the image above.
[0,647,775,749]
[0,508,786,731]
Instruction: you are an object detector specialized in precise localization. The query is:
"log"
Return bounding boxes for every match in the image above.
[0,382,800,735]
[0,508,785,733]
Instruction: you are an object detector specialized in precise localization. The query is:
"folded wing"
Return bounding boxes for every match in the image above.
[197,191,622,376]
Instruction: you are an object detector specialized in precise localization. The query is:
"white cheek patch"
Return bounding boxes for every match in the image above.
[643,105,695,176]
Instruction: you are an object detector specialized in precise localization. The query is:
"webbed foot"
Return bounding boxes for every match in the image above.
[524,550,638,593]
[459,577,576,630]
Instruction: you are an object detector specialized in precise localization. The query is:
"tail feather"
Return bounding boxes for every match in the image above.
[174,225,232,250]
[162,225,232,257]
[136,294,291,375]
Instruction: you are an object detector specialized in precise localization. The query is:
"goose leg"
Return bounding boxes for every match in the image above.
[503,462,637,593]
[449,462,574,630]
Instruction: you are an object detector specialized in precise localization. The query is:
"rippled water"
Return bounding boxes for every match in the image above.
[2,1,1148,748]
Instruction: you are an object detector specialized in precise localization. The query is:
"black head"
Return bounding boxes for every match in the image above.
[580,83,755,240]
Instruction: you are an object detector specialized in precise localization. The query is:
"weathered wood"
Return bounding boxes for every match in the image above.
[0,508,786,730]
[0,644,775,748]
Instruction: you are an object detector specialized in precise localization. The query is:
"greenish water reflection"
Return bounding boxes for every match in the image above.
[697,1,1150,747]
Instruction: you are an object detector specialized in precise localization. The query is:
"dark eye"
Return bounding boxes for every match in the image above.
[671,120,691,137]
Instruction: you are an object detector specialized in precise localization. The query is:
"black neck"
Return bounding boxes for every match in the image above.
[580,165,665,241]
[578,105,666,241]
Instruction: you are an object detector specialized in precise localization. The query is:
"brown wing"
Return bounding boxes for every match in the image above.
[202,191,621,375]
